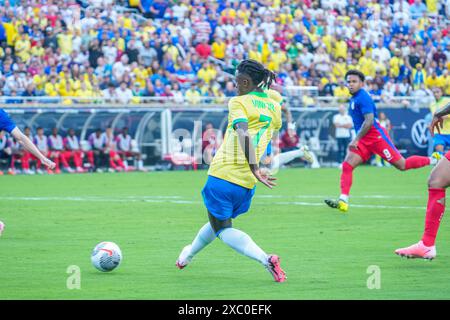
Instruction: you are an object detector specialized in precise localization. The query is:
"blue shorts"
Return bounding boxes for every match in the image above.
[433,134,450,149]
[201,175,255,221]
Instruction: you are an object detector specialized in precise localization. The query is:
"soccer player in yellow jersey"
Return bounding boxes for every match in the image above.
[429,86,450,157]
[176,60,286,282]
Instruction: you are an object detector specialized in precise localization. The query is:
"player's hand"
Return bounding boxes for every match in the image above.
[348,139,359,151]
[42,157,56,170]
[429,116,444,137]
[252,167,277,189]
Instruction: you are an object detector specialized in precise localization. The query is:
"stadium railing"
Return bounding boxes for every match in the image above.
[0,95,434,109]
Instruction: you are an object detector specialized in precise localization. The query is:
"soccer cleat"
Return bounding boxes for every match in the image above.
[430,152,442,165]
[266,255,286,282]
[395,241,436,260]
[324,199,349,213]
[176,244,193,269]
[76,167,85,173]
[300,145,314,164]
[7,168,16,175]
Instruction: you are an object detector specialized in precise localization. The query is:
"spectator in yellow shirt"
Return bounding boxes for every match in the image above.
[185,86,201,105]
[425,71,445,89]
[268,43,287,72]
[197,62,217,84]
[332,57,347,79]
[334,81,351,102]
[333,36,348,60]
[44,76,59,97]
[58,28,74,56]
[75,82,93,103]
[14,34,31,63]
[211,36,226,60]
[411,63,427,90]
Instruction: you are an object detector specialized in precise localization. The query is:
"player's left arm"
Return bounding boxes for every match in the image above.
[235,122,277,189]
[349,113,374,150]
[10,128,55,169]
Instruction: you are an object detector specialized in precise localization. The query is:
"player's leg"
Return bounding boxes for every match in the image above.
[374,127,433,171]
[21,152,30,172]
[395,154,450,260]
[135,151,145,171]
[112,151,126,170]
[8,154,17,175]
[60,151,74,173]
[176,214,218,269]
[73,151,85,172]
[325,147,365,212]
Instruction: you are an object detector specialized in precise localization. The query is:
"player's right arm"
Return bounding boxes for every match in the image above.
[430,102,450,136]
[10,128,55,169]
[349,93,375,150]
[235,122,277,189]
[229,97,276,189]
[349,113,374,150]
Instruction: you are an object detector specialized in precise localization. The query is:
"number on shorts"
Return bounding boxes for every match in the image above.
[383,149,392,160]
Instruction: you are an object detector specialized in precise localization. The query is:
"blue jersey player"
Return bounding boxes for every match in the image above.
[324,70,437,213]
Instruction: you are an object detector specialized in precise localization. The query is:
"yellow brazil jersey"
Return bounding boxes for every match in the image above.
[208,91,282,189]
[430,97,450,134]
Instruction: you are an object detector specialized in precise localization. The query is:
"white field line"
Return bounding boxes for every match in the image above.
[0,195,425,210]
[257,194,425,199]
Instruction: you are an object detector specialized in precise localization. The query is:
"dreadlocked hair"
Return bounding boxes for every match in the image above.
[236,59,276,89]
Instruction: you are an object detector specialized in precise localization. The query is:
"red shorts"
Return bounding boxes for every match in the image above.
[350,125,402,164]
[445,151,450,161]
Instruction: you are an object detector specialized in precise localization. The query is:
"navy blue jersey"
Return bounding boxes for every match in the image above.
[0,109,17,133]
[348,89,377,132]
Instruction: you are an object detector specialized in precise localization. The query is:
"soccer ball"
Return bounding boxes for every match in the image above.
[91,241,122,272]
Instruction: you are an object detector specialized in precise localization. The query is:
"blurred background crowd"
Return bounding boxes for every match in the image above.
[0,0,449,106]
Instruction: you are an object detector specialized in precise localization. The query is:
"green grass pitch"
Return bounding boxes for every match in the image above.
[0,166,449,300]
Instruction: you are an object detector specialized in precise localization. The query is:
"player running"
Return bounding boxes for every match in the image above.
[176,59,286,282]
[325,70,437,213]
[395,101,450,260]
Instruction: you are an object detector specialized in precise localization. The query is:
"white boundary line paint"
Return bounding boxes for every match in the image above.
[0,196,425,210]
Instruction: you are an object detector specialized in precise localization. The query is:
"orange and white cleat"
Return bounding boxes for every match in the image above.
[266,255,286,282]
[395,241,436,260]
[176,244,192,269]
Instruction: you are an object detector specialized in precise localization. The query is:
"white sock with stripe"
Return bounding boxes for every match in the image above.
[218,228,269,266]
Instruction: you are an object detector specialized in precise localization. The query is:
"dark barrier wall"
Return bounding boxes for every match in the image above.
[4,106,431,165]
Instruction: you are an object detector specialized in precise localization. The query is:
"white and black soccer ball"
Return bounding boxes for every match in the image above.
[91,241,122,272]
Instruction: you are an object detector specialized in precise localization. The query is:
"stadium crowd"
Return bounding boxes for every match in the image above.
[0,0,448,106]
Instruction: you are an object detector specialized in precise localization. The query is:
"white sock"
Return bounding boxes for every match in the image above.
[271,149,303,170]
[124,160,128,169]
[218,228,269,266]
[339,194,349,203]
[138,160,143,169]
[189,222,216,258]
